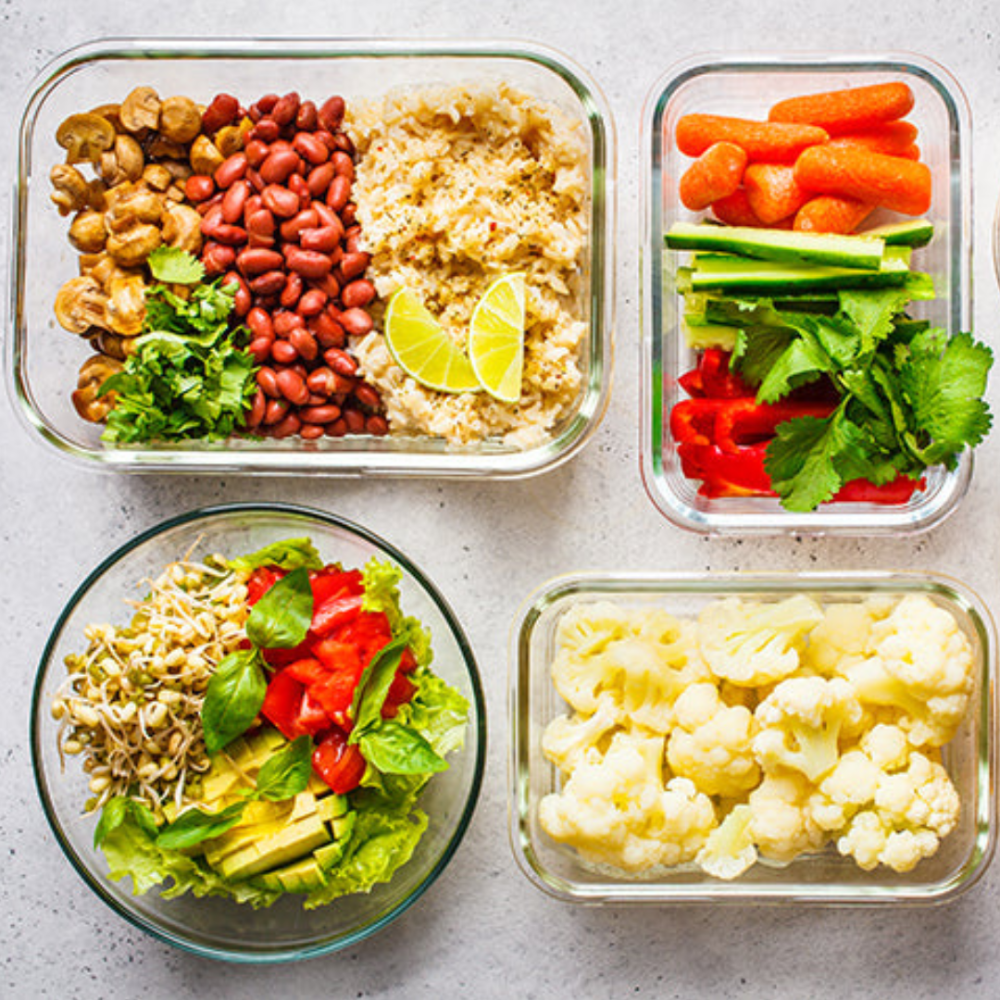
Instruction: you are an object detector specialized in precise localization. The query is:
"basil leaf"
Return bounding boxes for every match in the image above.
[255,736,313,802]
[348,636,408,743]
[94,797,160,848]
[155,800,247,851]
[246,566,313,649]
[359,721,448,776]
[201,648,267,754]
[229,538,324,574]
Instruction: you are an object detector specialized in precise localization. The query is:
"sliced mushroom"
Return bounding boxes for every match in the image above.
[105,275,146,336]
[119,86,161,133]
[161,203,203,254]
[71,355,123,423]
[159,96,201,143]
[88,103,123,132]
[56,113,116,164]
[54,275,108,334]
[106,223,162,266]
[160,158,193,182]
[49,163,90,215]
[104,185,163,231]
[213,123,248,159]
[93,329,136,361]
[189,134,225,176]
[141,163,173,191]
[67,210,107,253]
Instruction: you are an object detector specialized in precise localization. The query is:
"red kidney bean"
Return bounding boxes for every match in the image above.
[201,241,236,276]
[245,193,263,215]
[306,162,336,198]
[270,412,302,438]
[310,319,346,350]
[334,132,355,156]
[343,408,365,434]
[195,192,223,216]
[223,272,251,316]
[354,383,381,411]
[262,184,300,218]
[340,203,357,227]
[246,167,266,194]
[306,368,334,394]
[260,148,300,185]
[294,131,329,165]
[249,270,287,296]
[326,417,348,437]
[249,117,280,143]
[262,398,289,425]
[185,174,215,202]
[300,403,341,424]
[202,93,241,134]
[319,96,346,131]
[326,174,351,212]
[296,288,327,317]
[286,247,332,280]
[276,368,309,405]
[257,94,280,114]
[246,388,267,429]
[339,251,370,281]
[296,99,318,131]
[237,247,284,276]
[279,208,319,242]
[298,422,324,440]
[288,172,311,204]
[288,327,318,362]
[248,337,273,364]
[341,279,376,309]
[315,128,338,152]
[214,153,248,190]
[271,92,301,126]
[299,225,341,253]
[200,203,224,235]
[310,273,341,300]
[345,226,363,254]
[271,339,298,365]
[331,151,354,180]
[366,415,389,436]
[212,224,248,246]
[324,347,359,377]
[247,307,275,341]
[246,209,276,241]
[256,366,280,397]
[340,307,373,336]
[279,272,304,309]
[273,309,305,336]
[244,139,270,168]
[222,180,251,224]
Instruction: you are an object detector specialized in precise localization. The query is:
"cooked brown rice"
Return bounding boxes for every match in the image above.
[347,84,590,448]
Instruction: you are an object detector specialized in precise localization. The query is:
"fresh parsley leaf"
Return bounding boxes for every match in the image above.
[359,721,448,776]
[246,567,313,649]
[155,800,247,851]
[228,538,324,574]
[755,333,832,404]
[838,286,910,354]
[731,324,796,389]
[255,737,313,802]
[201,648,267,755]
[147,247,206,285]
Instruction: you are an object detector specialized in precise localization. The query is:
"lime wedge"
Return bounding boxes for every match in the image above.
[383,288,481,393]
[468,273,526,403]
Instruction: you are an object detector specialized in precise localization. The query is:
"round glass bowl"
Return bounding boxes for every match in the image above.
[31,503,485,962]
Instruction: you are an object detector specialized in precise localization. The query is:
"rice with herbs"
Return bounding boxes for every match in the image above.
[348,84,590,448]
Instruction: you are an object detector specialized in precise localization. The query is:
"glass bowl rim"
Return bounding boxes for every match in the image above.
[30,500,487,962]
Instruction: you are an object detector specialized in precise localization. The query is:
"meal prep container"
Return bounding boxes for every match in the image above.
[640,54,972,534]
[10,38,614,477]
[31,503,485,962]
[510,571,995,904]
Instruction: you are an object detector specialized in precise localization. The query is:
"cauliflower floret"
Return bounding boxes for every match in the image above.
[835,744,960,873]
[748,770,826,864]
[538,730,716,872]
[667,682,760,797]
[552,603,709,733]
[802,598,893,675]
[807,749,883,832]
[833,596,975,748]
[541,695,619,775]
[753,676,864,782]
[698,595,824,687]
[696,803,758,880]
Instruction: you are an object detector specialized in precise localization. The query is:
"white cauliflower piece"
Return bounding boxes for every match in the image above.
[538,730,716,872]
[748,770,826,864]
[698,595,824,687]
[834,595,976,748]
[803,598,893,675]
[807,749,883,832]
[753,676,864,782]
[667,682,760,797]
[541,695,619,775]
[696,803,758,880]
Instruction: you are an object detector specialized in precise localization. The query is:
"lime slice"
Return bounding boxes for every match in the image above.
[383,288,481,393]
[468,273,526,404]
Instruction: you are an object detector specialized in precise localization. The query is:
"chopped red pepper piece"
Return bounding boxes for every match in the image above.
[670,398,732,446]
[713,399,835,454]
[698,348,753,398]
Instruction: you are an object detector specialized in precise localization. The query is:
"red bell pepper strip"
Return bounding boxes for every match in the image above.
[698,348,753,398]
[670,398,733,446]
[678,441,775,496]
[713,399,836,453]
[834,476,924,504]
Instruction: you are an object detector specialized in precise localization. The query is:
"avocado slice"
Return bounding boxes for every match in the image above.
[254,856,329,893]
[211,810,332,882]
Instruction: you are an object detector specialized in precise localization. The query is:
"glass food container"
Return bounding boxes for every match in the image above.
[10,38,614,476]
[510,571,995,903]
[32,503,486,961]
[640,54,972,534]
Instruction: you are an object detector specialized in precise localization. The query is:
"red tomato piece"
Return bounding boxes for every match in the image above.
[312,638,363,675]
[311,593,364,637]
[313,662,365,720]
[261,669,306,740]
[247,566,285,605]
[381,672,417,719]
[312,728,366,794]
[285,656,328,686]
[399,648,418,673]
[296,689,332,736]
[309,567,364,605]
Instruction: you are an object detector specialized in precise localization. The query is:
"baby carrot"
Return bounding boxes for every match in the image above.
[768,82,914,135]
[827,119,917,154]
[675,114,828,162]
[793,195,875,234]
[679,141,748,210]
[744,163,811,225]
[793,144,932,215]
[711,189,792,229]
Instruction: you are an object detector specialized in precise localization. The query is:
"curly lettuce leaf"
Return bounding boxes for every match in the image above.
[228,537,324,574]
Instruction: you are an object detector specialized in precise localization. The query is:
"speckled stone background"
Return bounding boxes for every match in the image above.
[3,2,1000,997]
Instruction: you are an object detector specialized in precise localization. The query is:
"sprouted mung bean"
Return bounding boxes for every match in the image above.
[53,553,250,820]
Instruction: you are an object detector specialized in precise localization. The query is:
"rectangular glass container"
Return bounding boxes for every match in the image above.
[640,54,971,534]
[9,38,614,476]
[510,571,995,903]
